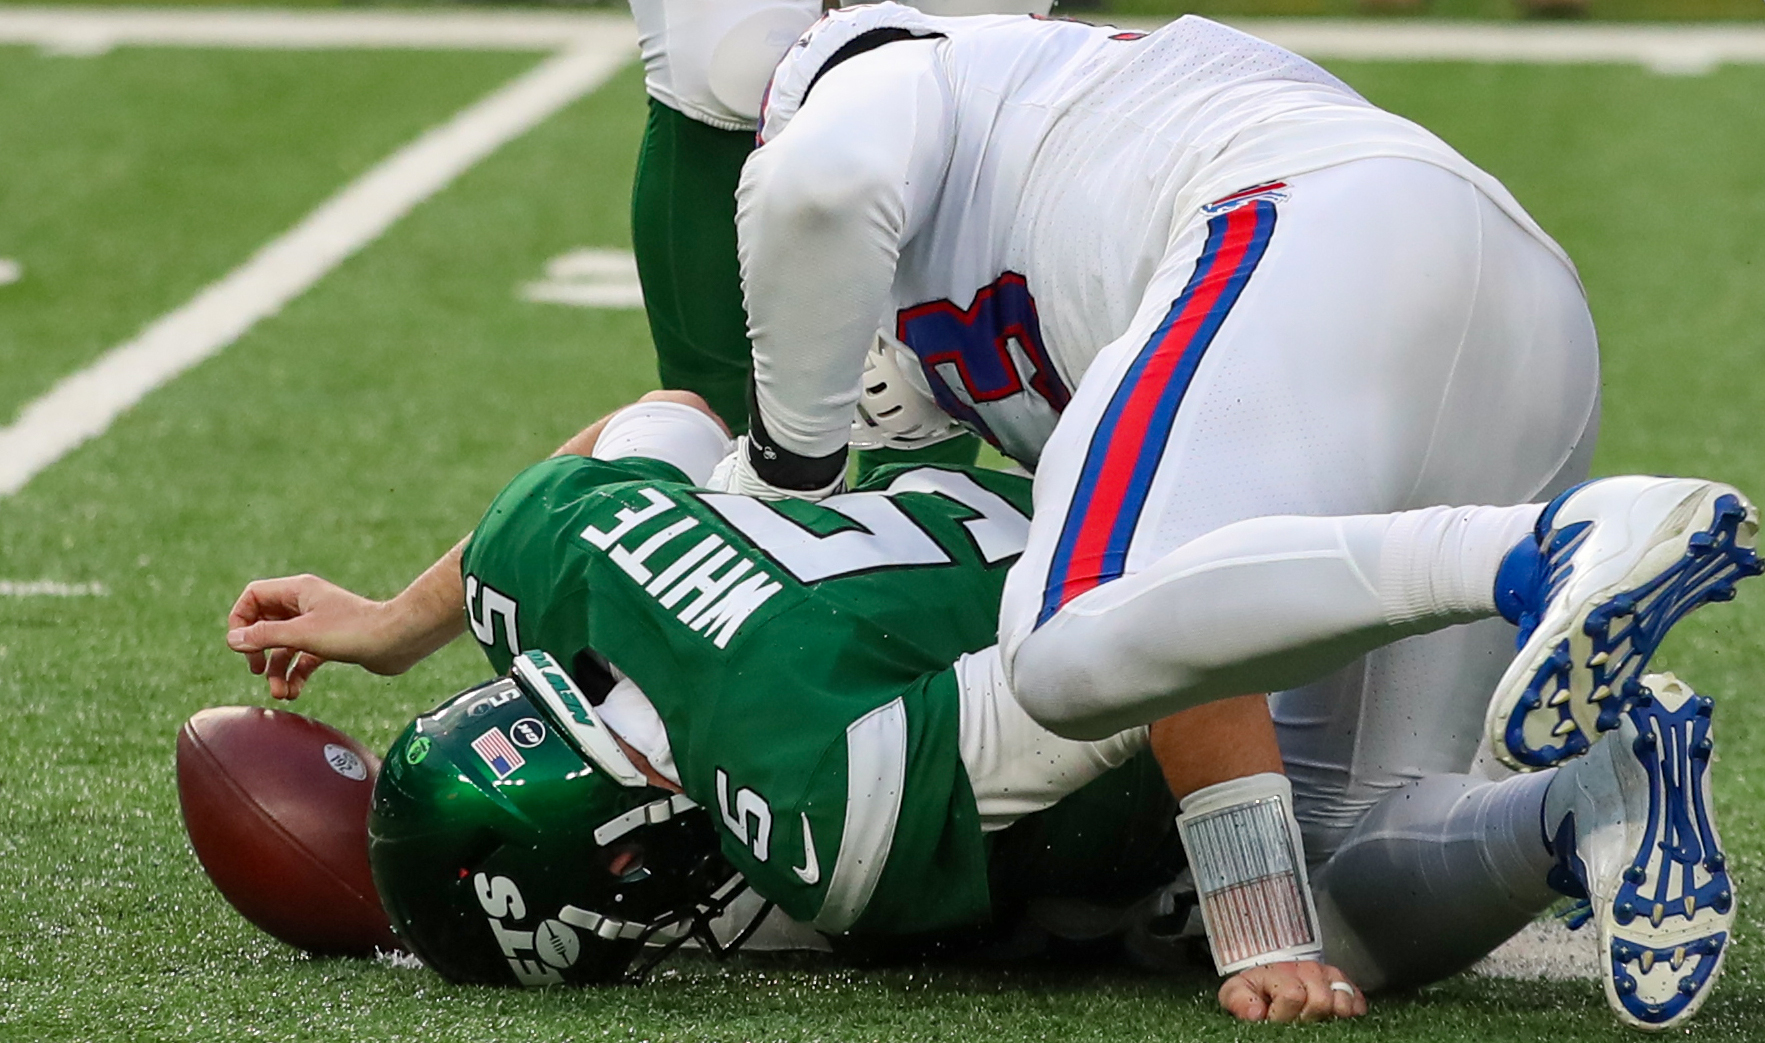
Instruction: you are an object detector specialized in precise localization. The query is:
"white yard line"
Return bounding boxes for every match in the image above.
[0,24,633,497]
[0,580,109,597]
[0,7,625,54]
[1473,915,1599,981]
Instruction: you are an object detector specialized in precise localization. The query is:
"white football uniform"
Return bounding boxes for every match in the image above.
[737,0,1601,933]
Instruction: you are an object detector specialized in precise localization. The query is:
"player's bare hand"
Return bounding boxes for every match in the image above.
[226,574,417,698]
[1219,960,1366,1023]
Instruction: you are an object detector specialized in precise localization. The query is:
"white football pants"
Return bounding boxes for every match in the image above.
[999,156,1599,848]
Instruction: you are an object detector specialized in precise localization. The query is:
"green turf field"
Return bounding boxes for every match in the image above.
[3,24,1765,1043]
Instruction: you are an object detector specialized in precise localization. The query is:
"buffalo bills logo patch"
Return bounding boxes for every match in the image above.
[1202,182,1290,216]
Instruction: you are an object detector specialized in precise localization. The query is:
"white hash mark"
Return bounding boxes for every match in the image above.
[0,580,109,597]
[520,248,644,310]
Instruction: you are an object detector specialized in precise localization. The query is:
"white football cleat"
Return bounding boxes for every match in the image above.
[1543,674,1733,1031]
[1487,476,1760,770]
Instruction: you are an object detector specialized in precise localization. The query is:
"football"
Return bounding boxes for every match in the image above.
[176,706,400,957]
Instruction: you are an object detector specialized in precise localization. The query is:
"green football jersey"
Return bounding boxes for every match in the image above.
[460,456,1176,938]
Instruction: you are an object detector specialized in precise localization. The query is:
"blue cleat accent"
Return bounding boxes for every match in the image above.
[1543,674,1734,1030]
[1488,478,1761,770]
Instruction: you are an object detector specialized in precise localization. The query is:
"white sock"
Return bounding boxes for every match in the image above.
[1346,504,1542,627]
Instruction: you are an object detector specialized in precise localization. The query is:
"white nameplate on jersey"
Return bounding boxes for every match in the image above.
[579,487,785,649]
[512,651,648,789]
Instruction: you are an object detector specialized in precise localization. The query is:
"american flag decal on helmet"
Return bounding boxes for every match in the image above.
[471,727,526,780]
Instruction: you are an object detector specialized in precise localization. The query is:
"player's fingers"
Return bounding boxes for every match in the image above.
[264,647,298,701]
[1329,979,1356,1019]
[226,591,278,672]
[229,618,306,655]
[1321,965,1365,1019]
[1264,974,1309,1024]
[283,653,326,700]
[227,622,264,653]
[1293,962,1337,1023]
[226,585,265,631]
[226,577,305,629]
[1217,976,1267,1022]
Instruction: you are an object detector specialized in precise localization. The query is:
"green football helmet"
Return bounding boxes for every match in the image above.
[369,650,756,986]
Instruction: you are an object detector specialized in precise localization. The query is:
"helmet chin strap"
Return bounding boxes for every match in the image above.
[622,877,775,983]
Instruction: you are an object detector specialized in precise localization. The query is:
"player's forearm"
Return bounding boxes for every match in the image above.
[1150,693,1284,802]
[1161,698,1327,982]
[370,422,606,670]
[376,537,470,672]
[737,40,949,465]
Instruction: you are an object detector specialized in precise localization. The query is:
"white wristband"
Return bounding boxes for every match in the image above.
[1176,772,1323,976]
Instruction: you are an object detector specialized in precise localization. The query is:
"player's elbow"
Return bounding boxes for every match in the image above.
[741,135,900,241]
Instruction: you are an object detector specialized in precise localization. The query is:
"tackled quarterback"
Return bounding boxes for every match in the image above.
[219,3,1760,1034]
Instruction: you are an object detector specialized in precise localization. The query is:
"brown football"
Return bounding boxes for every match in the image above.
[176,706,401,956]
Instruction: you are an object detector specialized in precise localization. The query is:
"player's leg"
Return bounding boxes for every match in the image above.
[631,98,756,431]
[1313,672,1735,1029]
[1005,159,1756,749]
[1274,390,1597,862]
[1310,769,1561,991]
[1002,158,1600,740]
[1269,415,1586,994]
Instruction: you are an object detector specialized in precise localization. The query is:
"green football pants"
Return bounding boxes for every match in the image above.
[631,98,754,433]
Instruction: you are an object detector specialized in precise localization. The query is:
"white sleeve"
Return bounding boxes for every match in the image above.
[955,646,1150,833]
[592,401,734,486]
[736,39,955,460]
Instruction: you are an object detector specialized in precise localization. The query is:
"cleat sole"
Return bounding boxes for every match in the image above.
[1600,676,1733,1030]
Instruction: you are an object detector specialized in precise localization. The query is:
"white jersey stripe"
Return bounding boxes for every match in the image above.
[813,698,909,932]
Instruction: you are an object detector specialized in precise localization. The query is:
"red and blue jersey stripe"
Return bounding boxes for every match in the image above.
[1037,199,1278,626]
